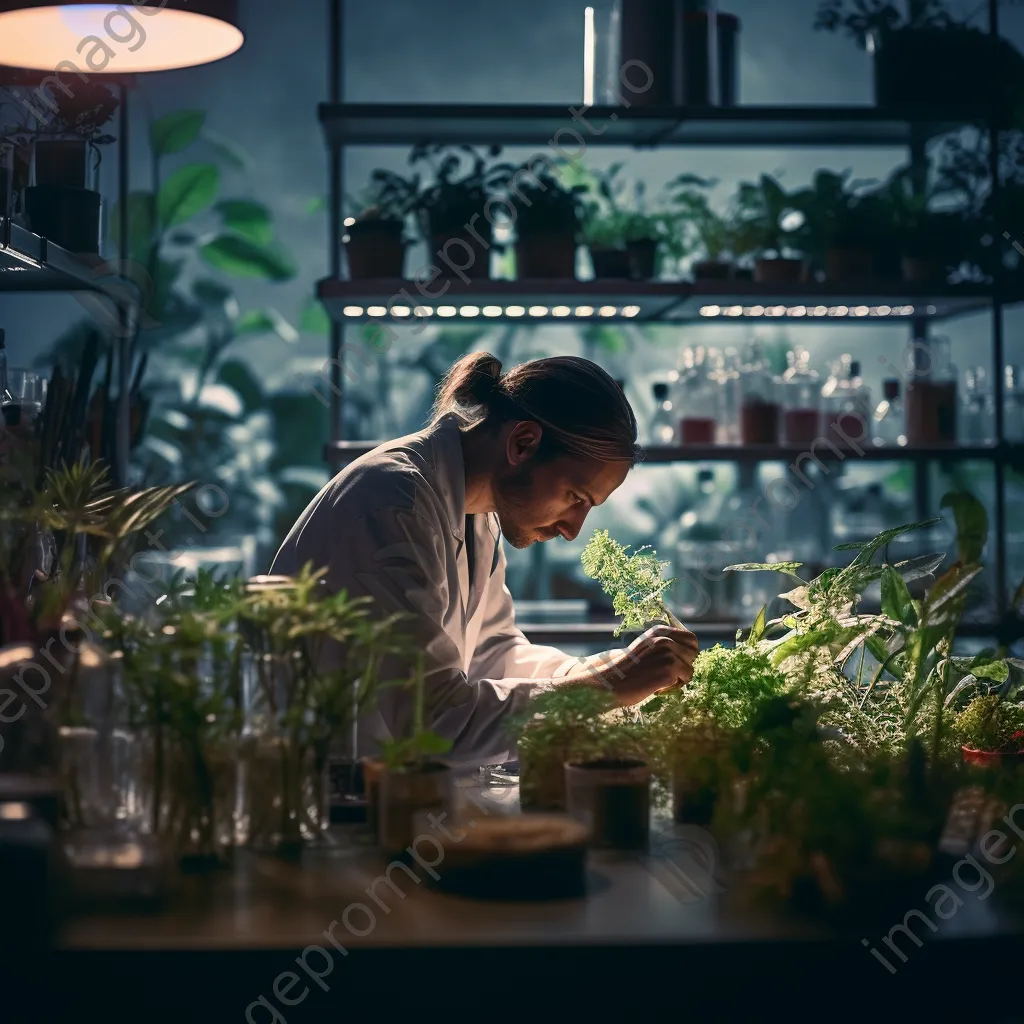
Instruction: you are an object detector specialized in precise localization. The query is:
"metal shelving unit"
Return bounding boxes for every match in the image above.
[321,0,1015,640]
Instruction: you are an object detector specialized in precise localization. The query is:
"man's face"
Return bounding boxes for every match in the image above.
[492,424,631,549]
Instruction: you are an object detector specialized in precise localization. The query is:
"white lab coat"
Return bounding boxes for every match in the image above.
[269,413,582,764]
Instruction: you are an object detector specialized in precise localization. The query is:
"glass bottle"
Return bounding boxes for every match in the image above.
[873,379,907,448]
[708,347,741,444]
[905,335,957,446]
[960,366,995,445]
[677,354,720,445]
[649,381,676,444]
[738,341,781,445]
[583,0,624,106]
[781,348,821,445]
[1005,365,1024,443]
[674,468,734,620]
[823,354,872,447]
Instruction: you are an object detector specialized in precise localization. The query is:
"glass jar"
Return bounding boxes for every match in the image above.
[873,379,907,448]
[649,381,676,444]
[823,355,872,447]
[1006,365,1024,443]
[676,350,721,445]
[738,343,781,444]
[781,348,821,445]
[905,336,957,445]
[960,366,995,445]
[583,0,624,106]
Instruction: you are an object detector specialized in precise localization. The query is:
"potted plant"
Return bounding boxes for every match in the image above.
[578,164,668,281]
[345,170,418,279]
[666,173,734,280]
[954,694,1024,767]
[410,143,502,280]
[814,0,1024,111]
[1,69,117,253]
[733,174,807,284]
[376,657,454,854]
[564,755,651,850]
[498,158,586,279]
[791,168,890,282]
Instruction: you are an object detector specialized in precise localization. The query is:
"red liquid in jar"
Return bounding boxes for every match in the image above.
[905,380,957,445]
[741,400,781,444]
[824,412,870,447]
[680,417,716,444]
[784,408,820,445]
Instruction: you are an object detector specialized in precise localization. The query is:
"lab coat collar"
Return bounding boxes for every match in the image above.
[428,413,468,543]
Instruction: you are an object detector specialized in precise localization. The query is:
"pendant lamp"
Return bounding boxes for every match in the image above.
[0,1,243,72]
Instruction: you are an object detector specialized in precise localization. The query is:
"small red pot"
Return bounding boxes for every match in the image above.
[962,746,1024,767]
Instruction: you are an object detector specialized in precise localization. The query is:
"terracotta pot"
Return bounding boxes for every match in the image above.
[516,233,578,279]
[565,758,650,850]
[825,246,875,282]
[431,231,491,280]
[626,237,659,280]
[962,746,1024,768]
[692,259,732,281]
[345,220,405,279]
[589,246,632,279]
[754,257,806,284]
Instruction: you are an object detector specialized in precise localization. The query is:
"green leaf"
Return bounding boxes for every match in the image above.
[215,199,273,245]
[201,129,250,172]
[217,359,265,412]
[192,278,232,306]
[236,308,299,343]
[970,658,1009,684]
[748,604,767,643]
[940,491,988,565]
[150,110,205,156]
[200,235,297,281]
[300,298,331,336]
[842,517,943,568]
[881,566,916,626]
[158,162,220,228]
[725,561,805,578]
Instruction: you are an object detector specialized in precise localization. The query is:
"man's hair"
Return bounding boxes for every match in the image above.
[432,351,641,465]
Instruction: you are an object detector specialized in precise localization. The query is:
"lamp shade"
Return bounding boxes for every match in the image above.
[0,1,243,72]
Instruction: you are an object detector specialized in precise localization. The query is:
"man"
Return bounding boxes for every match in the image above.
[271,351,698,763]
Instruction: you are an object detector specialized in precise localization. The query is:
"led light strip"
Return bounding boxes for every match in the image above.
[698,304,917,318]
[339,304,642,319]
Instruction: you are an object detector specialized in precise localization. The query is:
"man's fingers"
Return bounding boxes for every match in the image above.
[643,624,699,649]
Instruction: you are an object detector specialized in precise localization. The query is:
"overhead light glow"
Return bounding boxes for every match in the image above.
[621,305,640,317]
[482,305,502,317]
[700,305,721,317]
[876,305,892,316]
[552,305,572,317]
[343,217,355,227]
[413,306,433,317]
[745,305,765,317]
[598,305,617,317]
[852,305,869,316]
[391,305,411,317]
[367,305,387,317]
[0,2,244,72]
[437,306,457,317]
[342,305,363,318]
[812,305,828,316]
[459,306,480,317]
[506,305,525,317]
[787,306,806,317]
[575,305,594,317]
[724,305,743,317]
[528,305,549,317]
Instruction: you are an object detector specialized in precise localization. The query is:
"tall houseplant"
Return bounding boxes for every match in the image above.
[344,169,419,279]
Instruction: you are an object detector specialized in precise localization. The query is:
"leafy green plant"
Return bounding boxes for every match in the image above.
[348,168,420,226]
[789,168,882,267]
[732,174,804,259]
[581,528,681,635]
[573,162,673,250]
[954,695,1024,754]
[665,173,735,263]
[813,0,954,44]
[495,157,587,238]
[376,655,453,772]
[410,142,504,238]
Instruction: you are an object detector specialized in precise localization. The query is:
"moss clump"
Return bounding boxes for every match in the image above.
[954,695,1024,753]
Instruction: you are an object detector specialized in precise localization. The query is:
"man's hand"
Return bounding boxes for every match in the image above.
[592,624,699,707]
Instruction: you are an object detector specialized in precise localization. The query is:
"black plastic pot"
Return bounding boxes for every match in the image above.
[692,258,732,280]
[516,233,577,279]
[873,27,1024,110]
[34,140,88,188]
[25,186,101,254]
[824,246,875,282]
[627,237,659,280]
[565,758,650,850]
[589,246,632,279]
[431,231,490,280]
[345,219,405,279]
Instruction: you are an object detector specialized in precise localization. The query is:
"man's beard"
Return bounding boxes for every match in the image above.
[493,465,539,549]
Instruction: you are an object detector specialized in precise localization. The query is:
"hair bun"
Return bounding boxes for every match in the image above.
[468,354,503,403]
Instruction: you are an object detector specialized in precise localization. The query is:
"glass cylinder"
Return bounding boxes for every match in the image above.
[649,381,676,444]
[739,345,781,444]
[905,337,957,445]
[823,355,872,447]
[960,366,994,445]
[1005,365,1024,443]
[781,349,821,445]
[677,348,721,444]
[583,0,623,105]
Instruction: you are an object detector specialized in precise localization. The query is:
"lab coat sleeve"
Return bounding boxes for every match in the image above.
[468,539,581,684]
[333,504,568,764]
